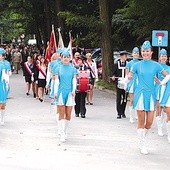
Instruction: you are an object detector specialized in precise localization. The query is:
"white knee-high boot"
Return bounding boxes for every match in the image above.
[65,119,69,140]
[166,121,170,143]
[57,119,61,136]
[156,116,164,136]
[60,119,66,142]
[137,128,148,154]
[1,109,5,125]
[129,106,135,123]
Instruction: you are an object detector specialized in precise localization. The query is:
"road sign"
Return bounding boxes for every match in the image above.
[152,30,168,47]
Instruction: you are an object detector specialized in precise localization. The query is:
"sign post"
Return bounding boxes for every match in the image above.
[152,30,168,59]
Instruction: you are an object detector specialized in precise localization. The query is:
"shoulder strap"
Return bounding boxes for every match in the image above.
[85,61,96,77]
[37,65,46,79]
[24,62,32,76]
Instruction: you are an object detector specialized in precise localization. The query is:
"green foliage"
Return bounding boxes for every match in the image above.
[0,0,169,51]
[0,0,32,42]
[58,11,100,29]
[112,0,170,47]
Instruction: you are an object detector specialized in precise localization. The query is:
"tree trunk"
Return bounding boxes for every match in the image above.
[43,0,51,47]
[99,0,113,81]
[55,0,64,46]
[55,0,64,29]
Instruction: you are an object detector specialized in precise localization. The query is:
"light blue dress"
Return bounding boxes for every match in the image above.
[159,65,170,107]
[51,58,62,74]
[3,59,11,97]
[0,61,8,103]
[155,63,169,100]
[49,59,62,99]
[131,60,164,111]
[54,63,78,106]
[126,59,140,93]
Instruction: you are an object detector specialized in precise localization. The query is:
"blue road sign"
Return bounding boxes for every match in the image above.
[152,30,168,47]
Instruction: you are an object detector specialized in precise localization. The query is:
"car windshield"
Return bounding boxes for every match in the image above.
[92,48,142,63]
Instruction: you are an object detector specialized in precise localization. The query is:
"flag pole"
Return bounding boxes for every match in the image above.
[52,24,54,31]
[57,27,64,48]
[68,30,73,60]
[51,24,57,52]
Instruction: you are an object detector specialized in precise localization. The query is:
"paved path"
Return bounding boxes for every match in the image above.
[0,72,170,170]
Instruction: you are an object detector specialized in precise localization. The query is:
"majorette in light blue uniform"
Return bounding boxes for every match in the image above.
[48,58,62,99]
[54,50,78,106]
[0,48,8,103]
[155,63,169,100]
[54,63,78,105]
[3,59,11,97]
[126,47,140,93]
[158,49,170,107]
[155,49,169,101]
[131,42,164,111]
[48,49,63,99]
[159,66,170,107]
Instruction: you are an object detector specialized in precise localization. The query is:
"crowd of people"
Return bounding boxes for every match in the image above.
[0,40,170,155]
[0,43,98,143]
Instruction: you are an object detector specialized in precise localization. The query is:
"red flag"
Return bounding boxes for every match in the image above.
[45,25,57,62]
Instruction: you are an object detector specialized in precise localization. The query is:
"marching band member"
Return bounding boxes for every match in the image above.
[37,56,47,102]
[111,51,128,119]
[72,52,81,67]
[74,55,89,118]
[49,51,62,100]
[128,41,168,154]
[46,53,58,102]
[126,47,140,123]
[0,48,9,125]
[2,50,12,98]
[155,49,169,136]
[23,56,35,96]
[54,48,78,142]
[46,51,62,132]
[85,53,98,105]
[158,49,170,143]
[32,53,39,99]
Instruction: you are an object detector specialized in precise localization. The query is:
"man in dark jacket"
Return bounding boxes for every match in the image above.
[111,51,128,119]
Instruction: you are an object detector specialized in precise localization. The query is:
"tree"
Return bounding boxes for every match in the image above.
[112,0,170,51]
[99,0,113,81]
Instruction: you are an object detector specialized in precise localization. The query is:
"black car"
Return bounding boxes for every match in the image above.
[91,48,142,78]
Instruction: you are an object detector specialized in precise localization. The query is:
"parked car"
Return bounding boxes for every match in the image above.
[91,48,142,78]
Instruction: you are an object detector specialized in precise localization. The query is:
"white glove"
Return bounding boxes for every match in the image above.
[54,78,59,97]
[2,69,9,83]
[160,75,170,85]
[95,78,99,82]
[31,74,34,82]
[72,78,77,93]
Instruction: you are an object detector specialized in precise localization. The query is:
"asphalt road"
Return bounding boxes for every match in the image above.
[0,72,170,170]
